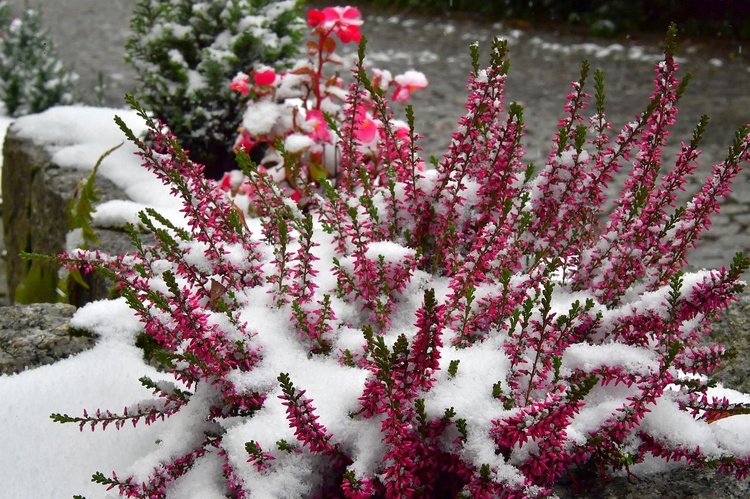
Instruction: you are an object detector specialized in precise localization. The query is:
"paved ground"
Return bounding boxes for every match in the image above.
[8,0,138,108]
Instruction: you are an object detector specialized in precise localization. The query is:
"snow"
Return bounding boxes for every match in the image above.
[394,69,429,89]
[91,199,152,230]
[0,298,170,499]
[9,106,182,215]
[528,36,688,64]
[0,107,188,497]
[242,101,281,136]
[283,133,314,153]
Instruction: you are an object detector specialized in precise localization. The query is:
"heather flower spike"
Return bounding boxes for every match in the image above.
[52,17,750,499]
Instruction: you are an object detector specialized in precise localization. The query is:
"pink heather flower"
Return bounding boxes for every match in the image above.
[305,109,331,142]
[230,72,250,96]
[307,6,363,44]
[253,67,277,87]
[392,70,428,102]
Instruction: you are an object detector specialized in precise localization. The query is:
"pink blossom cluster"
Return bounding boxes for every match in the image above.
[221,6,427,207]
[54,19,750,499]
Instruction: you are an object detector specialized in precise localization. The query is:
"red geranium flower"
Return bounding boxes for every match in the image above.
[307,6,363,44]
[253,67,277,87]
[230,72,250,96]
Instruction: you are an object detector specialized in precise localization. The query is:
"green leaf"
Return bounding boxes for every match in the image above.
[68,142,123,248]
[14,260,59,304]
[594,68,606,115]
[448,359,460,378]
[67,268,90,290]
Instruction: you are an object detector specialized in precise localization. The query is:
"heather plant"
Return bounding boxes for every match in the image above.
[0,2,80,117]
[49,22,750,498]
[125,0,304,178]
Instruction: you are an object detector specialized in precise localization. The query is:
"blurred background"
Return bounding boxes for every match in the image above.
[3,0,750,271]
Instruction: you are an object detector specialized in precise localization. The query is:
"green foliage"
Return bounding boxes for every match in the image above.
[68,143,123,249]
[0,2,80,117]
[135,332,175,369]
[13,259,59,304]
[447,359,460,378]
[125,0,304,177]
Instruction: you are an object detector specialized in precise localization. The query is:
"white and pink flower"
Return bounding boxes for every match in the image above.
[392,70,429,102]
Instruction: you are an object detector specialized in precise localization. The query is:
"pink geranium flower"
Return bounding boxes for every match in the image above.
[306,109,331,142]
[392,70,429,102]
[230,72,250,96]
[350,105,378,143]
[289,187,303,203]
[233,129,256,153]
[307,6,363,44]
[356,115,378,143]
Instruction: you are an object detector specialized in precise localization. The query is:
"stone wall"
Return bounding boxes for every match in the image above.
[1,125,135,305]
[0,302,95,374]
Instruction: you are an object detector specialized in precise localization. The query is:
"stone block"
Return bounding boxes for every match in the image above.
[0,302,95,374]
[2,123,130,305]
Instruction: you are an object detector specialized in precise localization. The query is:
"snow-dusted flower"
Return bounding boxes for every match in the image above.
[371,68,393,92]
[230,72,251,96]
[230,5,426,205]
[305,109,331,142]
[392,70,429,102]
[307,6,363,44]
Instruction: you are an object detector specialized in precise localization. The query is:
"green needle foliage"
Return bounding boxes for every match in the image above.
[125,0,304,178]
[0,1,80,117]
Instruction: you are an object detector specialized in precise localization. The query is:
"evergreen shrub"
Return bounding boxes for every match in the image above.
[125,0,304,178]
[0,1,80,117]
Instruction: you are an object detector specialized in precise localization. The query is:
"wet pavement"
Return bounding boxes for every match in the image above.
[5,0,750,272]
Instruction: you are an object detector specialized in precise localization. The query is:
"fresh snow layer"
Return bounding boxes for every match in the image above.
[0,299,170,498]
[10,106,181,214]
